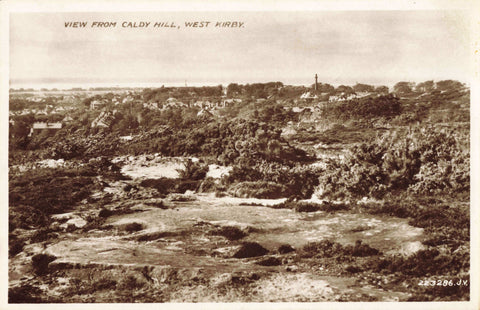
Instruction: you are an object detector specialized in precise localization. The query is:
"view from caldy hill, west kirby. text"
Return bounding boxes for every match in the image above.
[8,75,470,302]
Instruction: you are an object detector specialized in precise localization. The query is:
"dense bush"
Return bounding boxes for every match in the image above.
[177,159,208,180]
[117,118,310,165]
[31,253,56,275]
[223,159,320,199]
[371,247,468,277]
[302,240,380,258]
[9,284,44,303]
[317,126,469,199]
[121,222,144,233]
[357,195,469,248]
[320,94,401,121]
[211,226,248,241]
[9,166,103,230]
[233,242,269,258]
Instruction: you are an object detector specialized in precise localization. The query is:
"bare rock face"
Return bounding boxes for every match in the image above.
[59,217,87,231]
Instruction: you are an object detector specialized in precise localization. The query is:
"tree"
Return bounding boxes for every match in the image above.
[375,85,389,94]
[227,83,241,97]
[393,81,415,96]
[313,83,335,94]
[353,83,375,93]
[415,80,434,93]
[10,116,33,149]
[82,97,94,108]
[435,80,464,92]
[336,85,354,94]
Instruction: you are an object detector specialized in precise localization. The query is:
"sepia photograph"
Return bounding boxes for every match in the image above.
[2,0,479,307]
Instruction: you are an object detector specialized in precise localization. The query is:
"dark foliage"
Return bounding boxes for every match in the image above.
[212,226,247,241]
[302,240,380,258]
[255,257,282,266]
[9,284,44,303]
[233,242,269,258]
[122,222,144,233]
[278,244,295,254]
[320,95,401,121]
[31,253,56,275]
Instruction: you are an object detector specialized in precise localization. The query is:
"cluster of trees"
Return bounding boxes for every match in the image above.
[117,117,308,165]
[393,80,465,97]
[9,97,59,111]
[309,83,389,96]
[142,85,223,103]
[226,82,283,98]
[319,94,401,121]
[226,82,390,100]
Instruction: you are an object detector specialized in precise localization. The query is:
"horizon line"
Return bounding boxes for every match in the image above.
[9,78,470,91]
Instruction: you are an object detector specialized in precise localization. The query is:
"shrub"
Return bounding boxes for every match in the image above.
[99,208,114,218]
[9,235,25,257]
[233,242,269,258]
[255,257,282,266]
[198,177,218,193]
[177,159,208,180]
[31,253,56,275]
[278,244,295,254]
[223,160,320,199]
[294,203,321,212]
[344,240,381,256]
[122,222,144,233]
[9,284,43,303]
[118,275,146,290]
[368,246,469,278]
[174,180,200,193]
[302,240,380,258]
[30,228,56,243]
[91,278,117,291]
[319,94,401,121]
[212,226,247,241]
[9,167,101,217]
[139,178,177,195]
[316,126,469,199]
[302,240,346,258]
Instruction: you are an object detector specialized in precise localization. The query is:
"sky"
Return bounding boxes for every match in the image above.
[9,11,472,88]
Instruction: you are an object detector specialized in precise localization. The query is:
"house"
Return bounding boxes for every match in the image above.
[193,100,214,109]
[90,100,106,109]
[222,98,242,107]
[91,111,115,128]
[143,102,159,110]
[29,122,62,137]
[197,108,213,117]
[300,91,319,102]
[62,115,74,123]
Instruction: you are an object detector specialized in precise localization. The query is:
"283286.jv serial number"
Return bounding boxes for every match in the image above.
[418,279,469,286]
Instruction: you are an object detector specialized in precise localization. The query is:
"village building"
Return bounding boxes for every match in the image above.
[62,115,74,123]
[29,122,62,137]
[222,98,242,107]
[197,108,214,117]
[90,100,106,109]
[91,111,116,128]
